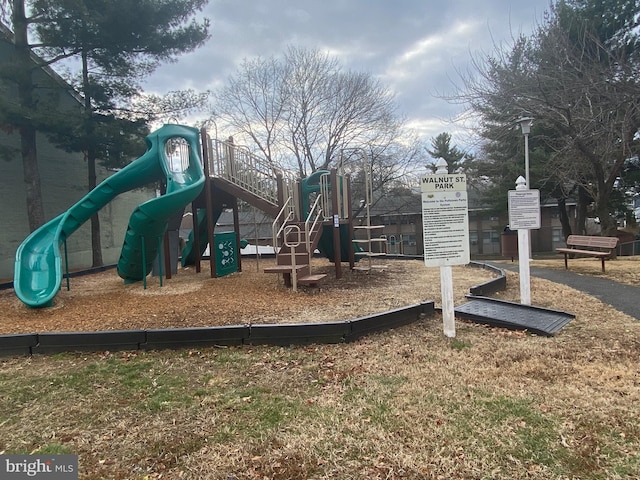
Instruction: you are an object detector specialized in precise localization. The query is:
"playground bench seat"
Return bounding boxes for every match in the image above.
[556,235,618,272]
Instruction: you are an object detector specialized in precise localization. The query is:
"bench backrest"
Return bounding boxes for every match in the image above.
[566,235,618,249]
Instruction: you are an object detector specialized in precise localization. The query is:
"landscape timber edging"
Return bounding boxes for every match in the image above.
[0,260,508,357]
[0,301,437,357]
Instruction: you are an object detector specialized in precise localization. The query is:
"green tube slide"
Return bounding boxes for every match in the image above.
[14,124,205,308]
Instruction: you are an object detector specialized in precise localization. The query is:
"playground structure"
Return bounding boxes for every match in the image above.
[13,124,386,307]
[181,130,386,290]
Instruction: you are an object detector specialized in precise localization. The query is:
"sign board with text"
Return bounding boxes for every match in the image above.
[508,189,541,230]
[421,174,470,267]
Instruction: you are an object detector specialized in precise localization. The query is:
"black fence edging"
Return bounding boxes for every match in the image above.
[345,302,433,342]
[142,325,249,350]
[33,330,146,355]
[246,322,351,346]
[0,259,507,356]
[467,262,507,297]
[0,333,38,357]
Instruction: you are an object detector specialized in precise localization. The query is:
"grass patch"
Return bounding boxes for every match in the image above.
[450,338,471,350]
[213,386,309,438]
[33,443,75,455]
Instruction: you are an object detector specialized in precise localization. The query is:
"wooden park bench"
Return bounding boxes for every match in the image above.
[556,235,618,272]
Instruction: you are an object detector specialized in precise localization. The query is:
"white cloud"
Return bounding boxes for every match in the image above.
[142,0,549,150]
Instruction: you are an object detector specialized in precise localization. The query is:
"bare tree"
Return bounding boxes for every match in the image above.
[452,0,640,237]
[213,55,287,174]
[213,46,403,178]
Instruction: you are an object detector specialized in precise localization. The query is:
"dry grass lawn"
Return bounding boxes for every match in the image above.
[0,256,639,479]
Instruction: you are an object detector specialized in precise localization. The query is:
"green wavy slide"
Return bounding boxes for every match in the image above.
[14,124,205,308]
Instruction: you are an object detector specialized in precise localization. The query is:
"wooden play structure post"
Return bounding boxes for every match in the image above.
[203,128,217,278]
[331,168,342,280]
[346,174,355,270]
[232,198,242,273]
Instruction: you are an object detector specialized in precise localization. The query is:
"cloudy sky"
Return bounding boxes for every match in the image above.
[144,0,552,148]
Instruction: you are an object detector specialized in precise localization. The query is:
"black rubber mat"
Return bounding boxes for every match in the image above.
[455,296,574,336]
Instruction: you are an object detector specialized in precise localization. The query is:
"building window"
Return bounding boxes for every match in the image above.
[402,234,417,247]
[469,231,478,246]
[483,231,499,243]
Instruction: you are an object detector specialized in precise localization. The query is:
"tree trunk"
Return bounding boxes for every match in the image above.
[82,47,103,267]
[20,125,45,231]
[13,0,45,231]
[595,195,618,258]
[557,197,572,240]
[576,186,590,235]
[88,150,103,267]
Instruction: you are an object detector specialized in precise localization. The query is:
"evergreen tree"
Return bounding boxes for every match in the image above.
[1,0,210,265]
[425,132,466,173]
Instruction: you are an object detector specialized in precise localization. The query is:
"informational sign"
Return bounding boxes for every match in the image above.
[421,174,470,267]
[508,189,541,230]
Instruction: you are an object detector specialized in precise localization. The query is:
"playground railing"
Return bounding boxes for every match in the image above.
[283,224,302,292]
[318,171,349,221]
[305,195,323,264]
[272,196,296,255]
[319,172,332,220]
[210,137,295,207]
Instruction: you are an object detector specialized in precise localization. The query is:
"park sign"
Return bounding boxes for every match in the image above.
[421,173,470,267]
[508,189,541,230]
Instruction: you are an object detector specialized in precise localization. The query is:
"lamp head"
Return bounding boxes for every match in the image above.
[517,116,533,135]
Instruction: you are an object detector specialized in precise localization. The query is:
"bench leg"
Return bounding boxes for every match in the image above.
[564,253,568,270]
[601,258,605,273]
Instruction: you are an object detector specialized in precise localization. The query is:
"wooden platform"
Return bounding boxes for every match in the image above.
[297,274,328,286]
[263,264,307,274]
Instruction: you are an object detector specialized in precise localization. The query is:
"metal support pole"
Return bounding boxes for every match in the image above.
[157,236,164,287]
[141,236,147,290]
[524,133,530,190]
[63,238,70,291]
[515,176,532,305]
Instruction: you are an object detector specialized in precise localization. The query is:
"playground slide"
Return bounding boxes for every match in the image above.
[180,207,223,267]
[14,124,205,307]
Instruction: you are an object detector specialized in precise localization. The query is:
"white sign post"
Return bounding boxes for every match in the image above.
[421,159,470,338]
[508,177,541,305]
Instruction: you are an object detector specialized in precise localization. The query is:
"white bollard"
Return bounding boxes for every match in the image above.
[436,159,456,338]
[515,176,531,305]
[440,265,456,337]
[518,228,531,305]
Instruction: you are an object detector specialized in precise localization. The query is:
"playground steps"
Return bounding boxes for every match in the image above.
[266,218,325,288]
[297,273,328,286]
[263,264,308,274]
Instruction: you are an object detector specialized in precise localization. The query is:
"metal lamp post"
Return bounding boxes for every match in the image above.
[515,116,534,302]
[517,116,533,189]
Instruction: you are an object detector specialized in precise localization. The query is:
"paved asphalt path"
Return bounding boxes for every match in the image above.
[489,261,640,321]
